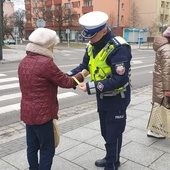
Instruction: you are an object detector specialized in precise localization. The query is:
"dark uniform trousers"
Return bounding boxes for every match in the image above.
[98,110,126,170]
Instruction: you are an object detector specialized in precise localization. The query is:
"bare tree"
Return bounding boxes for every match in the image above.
[32,1,78,40]
[3,14,15,39]
[14,10,25,38]
[129,2,142,28]
[53,4,78,40]
[148,22,159,37]
[1,0,5,45]
[107,12,116,29]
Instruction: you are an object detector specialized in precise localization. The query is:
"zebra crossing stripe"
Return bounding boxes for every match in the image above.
[0,93,21,101]
[0,77,18,83]
[0,83,19,90]
[0,74,6,77]
[0,103,20,114]
[58,92,78,99]
[0,92,78,115]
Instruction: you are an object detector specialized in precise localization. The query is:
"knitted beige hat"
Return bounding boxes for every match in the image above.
[163,26,170,37]
[29,28,60,48]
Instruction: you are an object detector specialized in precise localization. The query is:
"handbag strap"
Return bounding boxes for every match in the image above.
[160,98,164,106]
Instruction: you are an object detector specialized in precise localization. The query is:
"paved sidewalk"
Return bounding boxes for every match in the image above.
[1,45,170,170]
[1,85,170,170]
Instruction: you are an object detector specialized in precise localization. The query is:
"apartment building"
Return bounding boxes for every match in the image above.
[24,0,130,40]
[131,0,170,35]
[3,0,14,16]
[24,0,170,40]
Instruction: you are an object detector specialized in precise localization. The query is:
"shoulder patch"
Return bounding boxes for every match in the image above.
[115,63,125,75]
[97,82,104,91]
[111,37,121,47]
[111,36,129,47]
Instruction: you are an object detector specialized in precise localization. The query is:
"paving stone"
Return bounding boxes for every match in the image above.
[149,153,170,170]
[59,143,94,161]
[2,149,28,170]
[62,127,100,142]
[0,159,17,170]
[124,128,157,146]
[120,160,153,170]
[55,136,81,155]
[52,156,84,170]
[121,142,164,166]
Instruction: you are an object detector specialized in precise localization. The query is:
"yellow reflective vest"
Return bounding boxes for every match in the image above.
[88,36,129,81]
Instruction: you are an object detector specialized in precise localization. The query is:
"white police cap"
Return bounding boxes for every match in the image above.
[79,11,108,38]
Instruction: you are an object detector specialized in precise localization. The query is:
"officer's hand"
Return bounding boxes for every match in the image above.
[78,82,87,92]
[81,69,89,77]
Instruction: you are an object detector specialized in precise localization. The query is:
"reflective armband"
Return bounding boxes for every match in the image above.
[88,81,96,94]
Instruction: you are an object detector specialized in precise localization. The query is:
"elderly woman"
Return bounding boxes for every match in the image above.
[18,28,84,170]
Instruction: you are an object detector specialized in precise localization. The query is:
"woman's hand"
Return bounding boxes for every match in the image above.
[78,82,87,92]
[164,91,170,97]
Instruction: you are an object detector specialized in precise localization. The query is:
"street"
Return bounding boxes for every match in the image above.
[0,45,155,127]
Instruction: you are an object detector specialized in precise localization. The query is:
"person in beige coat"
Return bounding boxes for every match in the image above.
[147,27,170,139]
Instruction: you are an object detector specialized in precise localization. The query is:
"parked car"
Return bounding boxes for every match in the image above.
[4,38,16,45]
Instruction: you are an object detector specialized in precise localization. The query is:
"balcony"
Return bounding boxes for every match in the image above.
[82,6,93,14]
[46,22,53,27]
[54,0,62,5]
[26,14,32,19]
[25,4,31,10]
[45,0,52,7]
[25,23,32,28]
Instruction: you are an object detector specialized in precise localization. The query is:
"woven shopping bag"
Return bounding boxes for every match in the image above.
[147,102,170,137]
[52,119,60,148]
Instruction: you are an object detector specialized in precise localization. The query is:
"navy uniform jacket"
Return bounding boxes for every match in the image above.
[68,30,132,112]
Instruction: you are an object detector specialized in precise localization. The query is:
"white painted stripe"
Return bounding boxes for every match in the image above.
[0,70,17,74]
[59,64,78,68]
[0,77,18,83]
[0,92,78,101]
[0,93,21,101]
[131,60,143,64]
[0,92,78,115]
[0,103,20,114]
[0,74,6,77]
[58,92,78,99]
[0,83,19,90]
[132,64,153,70]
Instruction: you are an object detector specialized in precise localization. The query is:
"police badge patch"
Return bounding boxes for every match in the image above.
[115,63,125,75]
[97,82,104,91]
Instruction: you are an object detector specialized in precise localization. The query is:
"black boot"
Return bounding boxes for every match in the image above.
[95,158,106,167]
[95,158,120,170]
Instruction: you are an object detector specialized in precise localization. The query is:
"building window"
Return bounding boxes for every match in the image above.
[46,7,52,11]
[33,8,38,14]
[121,15,124,21]
[33,18,37,24]
[165,14,169,21]
[72,1,80,8]
[65,3,71,9]
[55,4,61,10]
[121,3,124,10]
[166,2,169,9]
[84,0,92,7]
[161,1,165,8]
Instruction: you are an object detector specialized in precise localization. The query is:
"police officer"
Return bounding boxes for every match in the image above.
[67,11,132,170]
